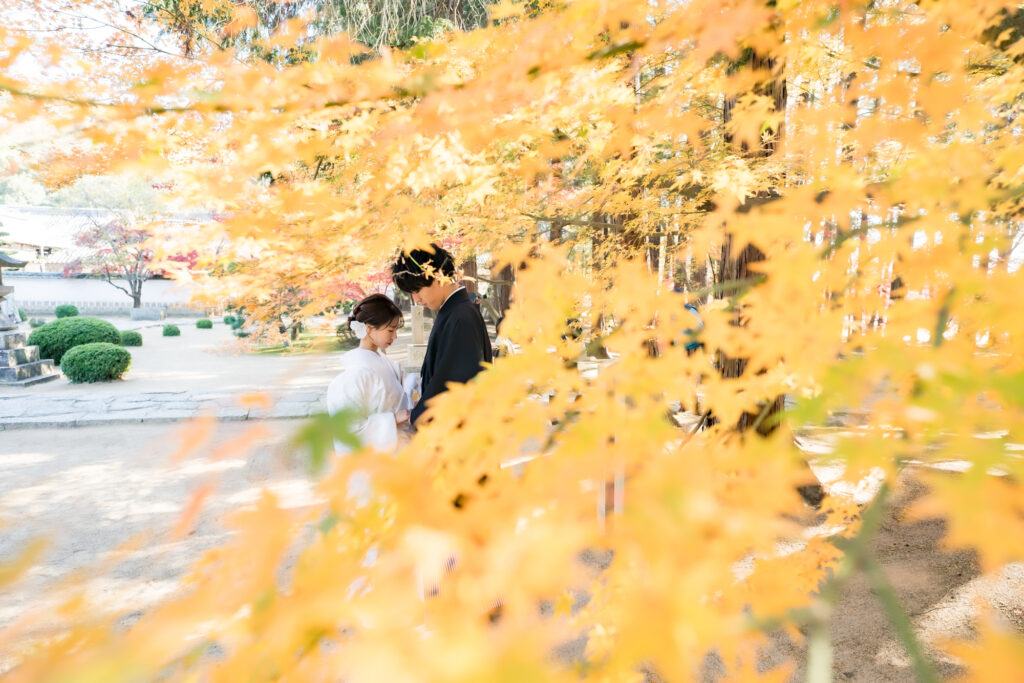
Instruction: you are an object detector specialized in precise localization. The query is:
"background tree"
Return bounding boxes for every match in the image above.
[143,0,491,59]
[53,174,169,309]
[0,173,47,205]
[3,0,1024,680]
[70,218,155,309]
[0,123,58,206]
[50,174,161,211]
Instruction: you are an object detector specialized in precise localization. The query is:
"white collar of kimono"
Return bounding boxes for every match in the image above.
[440,286,466,311]
[351,346,400,380]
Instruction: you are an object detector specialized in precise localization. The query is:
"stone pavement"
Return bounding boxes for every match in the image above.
[0,388,326,429]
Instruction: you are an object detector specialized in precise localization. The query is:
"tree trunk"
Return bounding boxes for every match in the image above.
[495,263,514,318]
[722,51,786,157]
[461,256,479,294]
[549,220,564,244]
[715,232,767,385]
[714,46,787,433]
[131,276,143,308]
[715,51,824,505]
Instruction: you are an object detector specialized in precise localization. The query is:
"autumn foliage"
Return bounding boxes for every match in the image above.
[3,0,1024,680]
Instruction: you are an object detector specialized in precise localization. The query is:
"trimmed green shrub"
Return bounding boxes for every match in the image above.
[29,318,45,328]
[119,330,143,347]
[26,324,57,356]
[17,308,27,322]
[223,315,236,325]
[234,330,250,338]
[54,304,79,318]
[163,324,181,337]
[61,343,131,383]
[336,323,356,343]
[28,317,121,365]
[196,318,213,329]
[230,318,245,330]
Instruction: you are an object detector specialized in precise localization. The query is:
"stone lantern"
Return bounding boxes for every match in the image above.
[0,254,59,386]
[0,253,25,331]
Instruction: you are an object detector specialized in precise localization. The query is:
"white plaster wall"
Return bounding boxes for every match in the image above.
[6,274,194,303]
[4,274,200,315]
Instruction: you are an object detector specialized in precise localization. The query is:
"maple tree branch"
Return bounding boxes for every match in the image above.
[0,82,116,108]
[0,81,200,114]
[523,212,705,232]
[467,274,513,287]
[932,287,955,348]
[805,617,833,683]
[831,485,940,683]
[684,275,767,300]
[145,5,252,66]
[522,212,625,229]
[0,78,358,116]
[815,41,882,71]
[747,486,938,682]
[860,551,940,683]
[47,7,193,61]
[101,269,134,299]
[74,44,189,59]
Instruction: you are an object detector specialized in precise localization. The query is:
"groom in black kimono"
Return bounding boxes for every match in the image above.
[392,244,492,425]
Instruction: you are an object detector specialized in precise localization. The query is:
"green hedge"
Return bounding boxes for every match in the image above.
[336,323,356,343]
[17,308,27,322]
[196,318,213,329]
[119,330,143,347]
[29,318,45,328]
[54,304,79,318]
[27,317,121,365]
[223,315,236,325]
[163,324,181,337]
[61,343,131,383]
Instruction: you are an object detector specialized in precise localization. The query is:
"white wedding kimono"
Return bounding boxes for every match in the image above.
[326,347,418,453]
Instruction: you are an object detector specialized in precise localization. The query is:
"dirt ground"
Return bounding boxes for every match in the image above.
[1,420,1021,679]
[766,475,1024,681]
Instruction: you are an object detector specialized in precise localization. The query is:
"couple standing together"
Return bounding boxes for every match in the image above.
[325,244,493,452]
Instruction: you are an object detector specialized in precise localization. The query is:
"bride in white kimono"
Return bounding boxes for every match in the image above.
[326,294,417,453]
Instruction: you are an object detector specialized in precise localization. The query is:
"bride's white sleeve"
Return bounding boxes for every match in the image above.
[326,370,398,452]
[401,372,420,412]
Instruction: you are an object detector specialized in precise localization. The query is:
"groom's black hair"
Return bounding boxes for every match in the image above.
[392,243,456,294]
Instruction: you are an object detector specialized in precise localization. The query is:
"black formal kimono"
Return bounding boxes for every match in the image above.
[412,288,492,424]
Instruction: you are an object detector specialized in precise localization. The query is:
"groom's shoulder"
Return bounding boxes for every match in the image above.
[436,302,480,335]
[452,298,485,322]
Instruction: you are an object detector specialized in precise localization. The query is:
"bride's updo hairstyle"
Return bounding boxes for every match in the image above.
[348,293,404,329]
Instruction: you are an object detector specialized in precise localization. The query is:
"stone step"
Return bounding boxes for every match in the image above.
[0,359,57,383]
[0,331,27,350]
[0,372,60,388]
[0,346,41,367]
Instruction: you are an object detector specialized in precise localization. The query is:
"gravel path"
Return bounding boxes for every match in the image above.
[0,317,418,428]
[1,318,344,396]
[0,421,316,657]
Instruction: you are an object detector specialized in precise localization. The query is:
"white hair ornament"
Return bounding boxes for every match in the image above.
[349,320,368,339]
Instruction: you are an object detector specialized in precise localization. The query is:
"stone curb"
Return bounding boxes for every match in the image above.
[0,391,327,430]
[0,410,314,430]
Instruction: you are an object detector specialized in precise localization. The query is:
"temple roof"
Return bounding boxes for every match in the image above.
[0,253,28,268]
